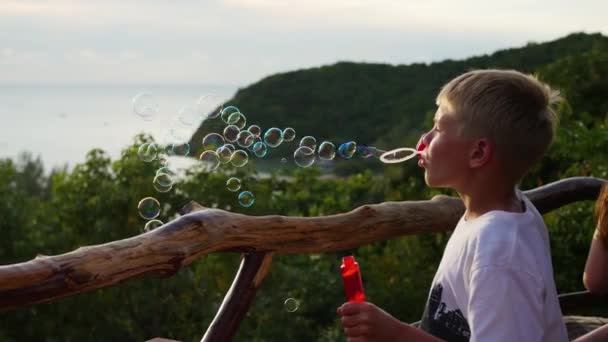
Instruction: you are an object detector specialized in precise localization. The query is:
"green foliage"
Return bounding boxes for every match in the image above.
[1,32,608,341]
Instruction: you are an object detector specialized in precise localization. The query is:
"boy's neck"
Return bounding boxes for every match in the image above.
[459,184,523,221]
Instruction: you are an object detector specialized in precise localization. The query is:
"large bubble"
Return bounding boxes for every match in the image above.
[294,146,315,168]
[138,197,160,220]
[299,136,317,151]
[230,150,249,167]
[264,127,284,148]
[221,105,240,124]
[338,141,357,159]
[199,150,221,171]
[228,112,247,129]
[223,125,240,142]
[178,105,199,126]
[197,94,223,119]
[318,141,336,160]
[153,173,173,193]
[216,145,233,164]
[226,177,242,192]
[282,127,296,142]
[237,130,256,148]
[132,93,159,121]
[144,219,164,232]
[252,141,268,157]
[238,191,255,207]
[138,143,159,162]
[202,133,225,151]
[248,125,262,137]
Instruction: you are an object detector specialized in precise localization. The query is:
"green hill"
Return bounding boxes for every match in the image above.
[189,32,608,174]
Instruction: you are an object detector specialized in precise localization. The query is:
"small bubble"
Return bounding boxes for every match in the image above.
[230,150,249,167]
[248,125,262,137]
[221,106,240,124]
[294,146,315,168]
[284,298,299,312]
[252,141,268,157]
[318,141,336,160]
[299,136,317,151]
[282,127,296,142]
[338,141,357,159]
[132,93,158,121]
[138,197,160,220]
[143,219,164,232]
[238,191,255,207]
[202,133,225,151]
[199,150,221,171]
[137,143,158,162]
[264,128,284,147]
[281,157,288,164]
[226,177,241,192]
[247,136,262,152]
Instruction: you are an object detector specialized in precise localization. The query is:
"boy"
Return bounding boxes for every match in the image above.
[337,69,568,341]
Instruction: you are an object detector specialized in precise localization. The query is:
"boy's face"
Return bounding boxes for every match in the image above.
[417,105,473,190]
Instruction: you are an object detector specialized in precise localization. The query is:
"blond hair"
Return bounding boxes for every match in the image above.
[436,69,561,182]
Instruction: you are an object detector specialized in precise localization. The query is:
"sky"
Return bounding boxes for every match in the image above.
[1,0,607,88]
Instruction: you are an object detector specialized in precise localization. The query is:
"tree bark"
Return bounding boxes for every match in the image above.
[0,176,604,311]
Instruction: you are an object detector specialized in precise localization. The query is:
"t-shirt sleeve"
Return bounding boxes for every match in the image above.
[467,265,545,342]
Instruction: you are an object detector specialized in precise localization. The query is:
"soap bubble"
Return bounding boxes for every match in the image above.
[144,219,164,232]
[223,125,240,142]
[238,191,255,207]
[282,127,296,142]
[221,105,240,124]
[138,197,160,220]
[248,125,262,137]
[153,173,174,193]
[294,146,315,168]
[299,136,317,151]
[138,143,158,162]
[228,112,247,129]
[226,177,242,192]
[202,133,225,151]
[264,127,284,147]
[230,150,249,167]
[252,141,268,157]
[178,106,199,126]
[197,94,223,119]
[338,141,357,159]
[199,150,221,171]
[156,166,175,176]
[247,136,262,152]
[284,298,300,312]
[356,146,379,159]
[237,130,256,148]
[169,142,190,157]
[132,93,158,121]
[281,157,288,164]
[318,141,336,160]
[216,145,233,164]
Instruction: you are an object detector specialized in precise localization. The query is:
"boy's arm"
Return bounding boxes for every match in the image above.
[337,302,445,341]
[583,231,608,294]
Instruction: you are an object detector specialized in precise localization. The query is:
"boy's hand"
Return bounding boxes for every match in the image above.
[337,301,406,341]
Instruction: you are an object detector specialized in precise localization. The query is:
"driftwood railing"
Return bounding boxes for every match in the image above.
[0,176,605,341]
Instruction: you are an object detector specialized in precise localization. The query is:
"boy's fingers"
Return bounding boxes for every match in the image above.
[339,302,366,316]
[344,324,370,338]
[341,314,363,328]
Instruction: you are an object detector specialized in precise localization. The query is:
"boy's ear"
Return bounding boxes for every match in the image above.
[469,138,492,168]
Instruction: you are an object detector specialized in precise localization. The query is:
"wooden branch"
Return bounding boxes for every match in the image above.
[0,176,605,311]
[201,252,273,342]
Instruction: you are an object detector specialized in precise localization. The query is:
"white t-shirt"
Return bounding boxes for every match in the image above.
[419,192,568,342]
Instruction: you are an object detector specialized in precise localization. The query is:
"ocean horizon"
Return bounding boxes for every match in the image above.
[0,83,239,171]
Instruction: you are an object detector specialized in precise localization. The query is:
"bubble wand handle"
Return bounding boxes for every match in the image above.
[341,256,366,302]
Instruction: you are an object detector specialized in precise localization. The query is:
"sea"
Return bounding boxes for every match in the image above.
[0,83,238,172]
